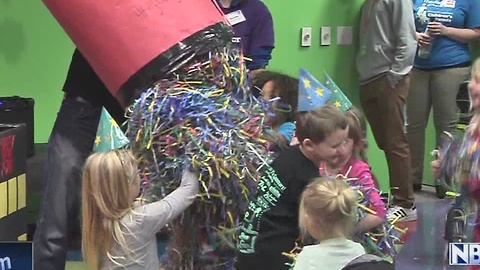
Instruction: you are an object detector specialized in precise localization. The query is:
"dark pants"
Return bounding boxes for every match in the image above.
[235,238,294,270]
[33,96,102,270]
[359,74,415,208]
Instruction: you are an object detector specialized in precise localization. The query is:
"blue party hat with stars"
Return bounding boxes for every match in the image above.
[324,72,352,111]
[93,107,129,152]
[297,68,332,112]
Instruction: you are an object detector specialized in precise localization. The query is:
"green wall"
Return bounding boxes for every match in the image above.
[0,1,74,143]
[5,0,475,191]
[263,1,478,189]
[263,0,394,189]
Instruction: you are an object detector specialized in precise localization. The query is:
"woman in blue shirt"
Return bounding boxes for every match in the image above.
[407,0,480,191]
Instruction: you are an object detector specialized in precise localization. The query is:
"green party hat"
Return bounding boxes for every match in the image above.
[93,107,129,152]
[324,72,353,111]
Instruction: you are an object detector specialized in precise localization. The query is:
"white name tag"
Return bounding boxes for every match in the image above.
[225,10,246,26]
[442,0,456,8]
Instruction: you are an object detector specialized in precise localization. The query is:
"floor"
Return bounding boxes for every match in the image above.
[395,186,472,270]
[63,185,467,270]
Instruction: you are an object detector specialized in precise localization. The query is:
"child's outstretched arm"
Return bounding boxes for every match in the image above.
[357,213,384,234]
[353,163,386,232]
[140,169,199,235]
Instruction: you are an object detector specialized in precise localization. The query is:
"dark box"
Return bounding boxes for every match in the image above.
[0,96,35,157]
[0,124,28,241]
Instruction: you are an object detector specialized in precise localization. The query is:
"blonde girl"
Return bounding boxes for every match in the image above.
[431,58,480,270]
[293,178,365,270]
[81,149,198,270]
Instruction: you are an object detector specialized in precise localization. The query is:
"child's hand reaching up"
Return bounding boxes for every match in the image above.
[141,168,200,235]
[180,168,200,197]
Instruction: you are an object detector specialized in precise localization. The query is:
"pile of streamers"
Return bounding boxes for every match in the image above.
[456,132,480,188]
[283,169,404,268]
[350,182,403,262]
[126,44,275,269]
[436,114,480,195]
[433,132,463,192]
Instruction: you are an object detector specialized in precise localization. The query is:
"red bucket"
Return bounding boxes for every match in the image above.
[42,0,225,97]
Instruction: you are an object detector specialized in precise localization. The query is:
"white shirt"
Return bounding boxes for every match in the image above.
[293,238,366,270]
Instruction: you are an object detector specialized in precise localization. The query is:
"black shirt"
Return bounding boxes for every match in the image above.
[236,146,320,270]
[62,49,125,124]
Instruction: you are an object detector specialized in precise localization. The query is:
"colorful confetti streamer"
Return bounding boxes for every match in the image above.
[125,44,275,269]
[337,170,403,261]
[435,116,480,195]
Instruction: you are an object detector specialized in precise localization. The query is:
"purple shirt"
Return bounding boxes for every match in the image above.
[218,0,274,57]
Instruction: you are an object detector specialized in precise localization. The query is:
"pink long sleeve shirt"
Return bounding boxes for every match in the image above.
[320,157,386,219]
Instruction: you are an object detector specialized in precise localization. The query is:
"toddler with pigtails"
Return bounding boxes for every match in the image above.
[81,149,199,270]
[316,106,405,262]
[319,106,386,233]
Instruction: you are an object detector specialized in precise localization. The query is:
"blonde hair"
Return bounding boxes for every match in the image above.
[467,58,480,131]
[345,107,380,187]
[346,106,367,151]
[299,177,357,240]
[81,149,139,270]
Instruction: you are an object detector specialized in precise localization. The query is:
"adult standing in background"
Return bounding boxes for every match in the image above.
[33,49,125,270]
[217,0,275,76]
[356,0,418,221]
[407,0,480,191]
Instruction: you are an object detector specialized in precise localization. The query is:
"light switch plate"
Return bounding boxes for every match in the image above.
[337,26,353,45]
[301,27,312,47]
[321,27,331,46]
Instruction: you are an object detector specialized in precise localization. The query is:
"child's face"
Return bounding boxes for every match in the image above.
[469,75,480,110]
[261,80,276,101]
[302,127,349,166]
[328,138,354,168]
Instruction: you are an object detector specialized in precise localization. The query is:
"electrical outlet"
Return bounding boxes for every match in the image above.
[337,26,353,45]
[301,27,312,47]
[321,27,331,46]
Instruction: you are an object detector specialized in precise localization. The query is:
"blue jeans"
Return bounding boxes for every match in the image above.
[33,96,102,270]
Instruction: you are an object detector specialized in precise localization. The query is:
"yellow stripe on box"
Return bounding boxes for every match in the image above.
[17,174,26,210]
[8,177,17,214]
[0,174,27,218]
[18,233,27,241]
[0,181,7,219]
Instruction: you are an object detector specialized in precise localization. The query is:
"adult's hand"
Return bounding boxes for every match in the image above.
[427,22,449,36]
[416,32,432,47]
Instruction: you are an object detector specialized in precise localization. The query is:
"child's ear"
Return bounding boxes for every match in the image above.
[302,138,313,149]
